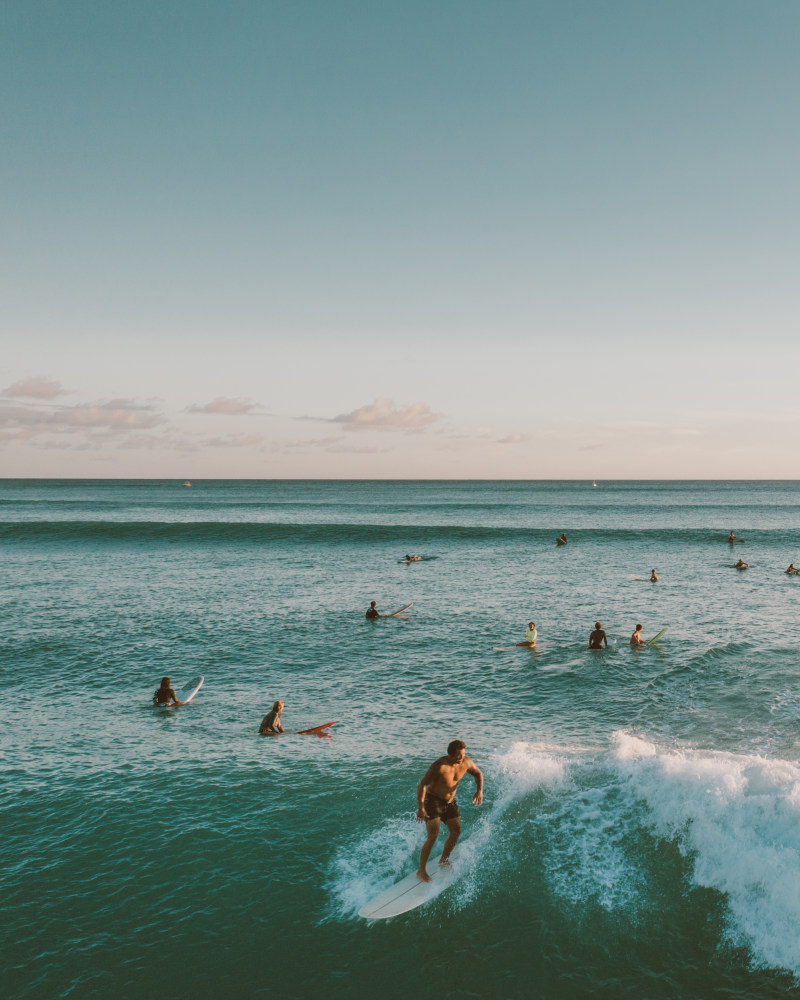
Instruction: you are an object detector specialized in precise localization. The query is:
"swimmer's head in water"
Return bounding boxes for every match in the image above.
[595,622,602,630]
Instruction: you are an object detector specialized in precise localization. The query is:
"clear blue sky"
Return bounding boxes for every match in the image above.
[3,0,799,477]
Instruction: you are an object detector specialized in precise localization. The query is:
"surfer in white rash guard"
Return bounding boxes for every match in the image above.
[415,740,483,883]
[516,621,537,647]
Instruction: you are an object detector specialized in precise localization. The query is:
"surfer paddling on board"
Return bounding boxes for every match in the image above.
[153,677,187,706]
[734,558,749,570]
[516,622,537,647]
[589,622,608,649]
[259,700,285,734]
[416,740,483,883]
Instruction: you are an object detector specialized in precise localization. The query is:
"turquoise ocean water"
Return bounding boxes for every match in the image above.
[4,479,800,999]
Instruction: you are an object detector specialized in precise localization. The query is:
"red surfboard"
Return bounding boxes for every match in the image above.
[295,721,337,735]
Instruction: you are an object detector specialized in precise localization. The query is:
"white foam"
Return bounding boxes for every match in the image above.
[327,742,567,919]
[612,731,800,974]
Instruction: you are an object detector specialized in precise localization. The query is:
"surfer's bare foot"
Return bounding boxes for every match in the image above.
[438,857,451,867]
[416,868,432,883]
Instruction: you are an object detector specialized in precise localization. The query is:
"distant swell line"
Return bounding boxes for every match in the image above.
[1,521,797,546]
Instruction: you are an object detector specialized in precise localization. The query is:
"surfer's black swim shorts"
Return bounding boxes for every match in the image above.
[423,794,459,822]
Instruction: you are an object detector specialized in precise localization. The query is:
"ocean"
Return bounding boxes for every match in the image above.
[3,479,800,999]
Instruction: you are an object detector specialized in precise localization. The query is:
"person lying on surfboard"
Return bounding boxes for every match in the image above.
[516,621,537,647]
[734,559,749,570]
[630,624,645,645]
[259,700,285,734]
[153,676,187,706]
[415,740,483,883]
[403,554,422,562]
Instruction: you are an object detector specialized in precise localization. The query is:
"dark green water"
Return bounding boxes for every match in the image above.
[3,480,800,999]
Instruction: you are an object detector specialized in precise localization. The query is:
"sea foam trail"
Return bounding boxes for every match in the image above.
[614,732,800,975]
[325,743,566,920]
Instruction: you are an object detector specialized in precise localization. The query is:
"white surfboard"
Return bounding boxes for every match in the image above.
[383,603,413,618]
[174,676,204,704]
[359,852,460,920]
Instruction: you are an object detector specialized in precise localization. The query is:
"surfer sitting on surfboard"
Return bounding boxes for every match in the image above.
[630,624,645,645]
[516,621,537,647]
[415,740,483,883]
[259,700,285,734]
[557,533,567,545]
[366,601,380,619]
[153,677,187,706]
[650,569,658,582]
[786,564,799,575]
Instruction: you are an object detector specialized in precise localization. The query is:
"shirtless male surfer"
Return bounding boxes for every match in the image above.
[589,622,608,649]
[416,740,483,882]
[630,624,645,646]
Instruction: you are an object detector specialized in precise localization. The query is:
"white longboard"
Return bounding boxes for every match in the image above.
[359,853,458,920]
[174,675,204,704]
[383,603,413,618]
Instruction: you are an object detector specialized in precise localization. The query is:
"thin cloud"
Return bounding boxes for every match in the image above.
[0,399,164,438]
[188,397,261,415]
[3,377,67,399]
[497,433,530,445]
[199,434,264,448]
[329,397,442,432]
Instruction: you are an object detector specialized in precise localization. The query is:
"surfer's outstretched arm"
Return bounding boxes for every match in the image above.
[467,760,484,805]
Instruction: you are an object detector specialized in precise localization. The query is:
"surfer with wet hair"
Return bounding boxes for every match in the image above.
[153,677,186,706]
[259,700,285,734]
[415,740,483,883]
[366,601,380,619]
[630,624,645,645]
[589,622,608,649]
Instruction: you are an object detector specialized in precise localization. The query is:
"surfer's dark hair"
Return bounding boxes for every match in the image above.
[159,677,170,688]
[448,740,466,755]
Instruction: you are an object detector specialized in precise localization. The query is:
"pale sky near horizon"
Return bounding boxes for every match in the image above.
[2,0,799,478]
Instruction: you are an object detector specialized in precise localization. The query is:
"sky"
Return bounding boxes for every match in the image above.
[2,0,799,478]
